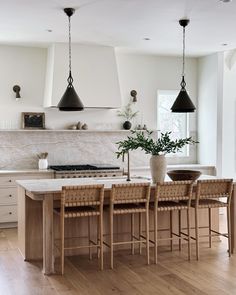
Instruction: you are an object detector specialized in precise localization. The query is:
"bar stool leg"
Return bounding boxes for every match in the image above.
[139,212,142,255]
[110,206,114,269]
[209,208,212,248]
[131,213,135,255]
[145,207,150,265]
[100,211,104,270]
[178,210,182,251]
[195,207,199,260]
[97,215,100,259]
[60,212,65,275]
[88,216,92,260]
[170,211,173,251]
[187,209,191,260]
[154,208,158,264]
[227,205,231,257]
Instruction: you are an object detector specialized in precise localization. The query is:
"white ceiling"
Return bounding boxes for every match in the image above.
[1,0,236,57]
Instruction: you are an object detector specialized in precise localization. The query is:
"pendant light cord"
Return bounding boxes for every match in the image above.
[182,25,185,77]
[68,14,73,84]
[180,25,186,89]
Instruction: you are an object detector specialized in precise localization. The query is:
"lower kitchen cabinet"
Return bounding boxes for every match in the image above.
[0,171,53,228]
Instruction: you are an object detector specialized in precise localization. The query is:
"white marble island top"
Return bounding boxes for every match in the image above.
[16,174,218,198]
[16,176,152,196]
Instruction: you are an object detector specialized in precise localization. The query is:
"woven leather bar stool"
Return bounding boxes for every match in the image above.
[54,184,104,274]
[191,179,233,260]
[105,182,150,269]
[149,181,193,264]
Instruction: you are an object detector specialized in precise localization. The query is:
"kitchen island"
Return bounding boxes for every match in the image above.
[17,175,235,275]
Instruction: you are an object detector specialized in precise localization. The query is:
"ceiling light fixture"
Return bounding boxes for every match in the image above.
[57,8,84,111]
[171,19,196,113]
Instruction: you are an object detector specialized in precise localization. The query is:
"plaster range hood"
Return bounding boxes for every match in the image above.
[44,43,122,109]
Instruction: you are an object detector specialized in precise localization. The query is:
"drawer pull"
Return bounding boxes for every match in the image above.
[9,212,12,215]
[9,195,12,197]
[9,180,12,182]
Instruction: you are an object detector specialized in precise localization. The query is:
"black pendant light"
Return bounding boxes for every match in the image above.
[58,8,84,111]
[171,19,196,113]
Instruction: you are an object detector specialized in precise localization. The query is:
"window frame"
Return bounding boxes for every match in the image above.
[157,90,190,157]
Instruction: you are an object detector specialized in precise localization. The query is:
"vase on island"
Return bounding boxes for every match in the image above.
[150,155,167,183]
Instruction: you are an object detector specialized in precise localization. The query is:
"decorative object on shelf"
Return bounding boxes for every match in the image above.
[22,112,45,129]
[130,90,137,102]
[117,102,139,130]
[143,124,147,130]
[37,152,48,170]
[77,121,82,130]
[67,124,77,130]
[116,130,197,183]
[171,19,196,113]
[81,123,88,130]
[13,85,21,100]
[167,169,201,181]
[57,8,84,111]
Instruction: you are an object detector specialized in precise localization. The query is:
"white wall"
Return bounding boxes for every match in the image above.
[0,44,198,164]
[198,54,218,166]
[221,50,236,177]
[116,51,198,132]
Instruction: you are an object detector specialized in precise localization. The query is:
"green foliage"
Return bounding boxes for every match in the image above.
[116,130,197,158]
[117,102,139,121]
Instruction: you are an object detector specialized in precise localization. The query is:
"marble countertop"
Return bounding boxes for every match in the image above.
[17,176,152,195]
[0,169,53,174]
[17,174,218,196]
[131,164,215,170]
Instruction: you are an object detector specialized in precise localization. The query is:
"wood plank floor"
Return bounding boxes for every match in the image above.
[1,226,236,295]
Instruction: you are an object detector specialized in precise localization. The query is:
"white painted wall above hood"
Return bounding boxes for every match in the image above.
[44,43,122,109]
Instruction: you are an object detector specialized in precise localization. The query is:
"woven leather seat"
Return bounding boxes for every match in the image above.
[190,179,233,260]
[150,201,189,211]
[149,181,193,263]
[105,182,151,269]
[54,184,104,274]
[54,206,99,218]
[191,199,227,209]
[113,203,147,214]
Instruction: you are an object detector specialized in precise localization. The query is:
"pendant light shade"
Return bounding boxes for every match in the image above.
[58,8,84,111]
[171,19,195,113]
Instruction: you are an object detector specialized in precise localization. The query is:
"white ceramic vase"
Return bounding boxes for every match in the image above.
[150,155,167,183]
[38,159,48,170]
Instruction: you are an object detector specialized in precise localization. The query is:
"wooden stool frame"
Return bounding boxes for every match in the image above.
[104,183,151,269]
[54,184,104,274]
[149,181,193,264]
[190,179,233,260]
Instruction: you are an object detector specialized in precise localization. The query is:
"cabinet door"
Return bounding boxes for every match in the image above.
[0,188,17,205]
[44,43,122,108]
[0,205,17,223]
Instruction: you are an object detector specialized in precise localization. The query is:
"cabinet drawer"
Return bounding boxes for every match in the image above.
[0,205,17,223]
[0,174,51,187]
[0,188,17,205]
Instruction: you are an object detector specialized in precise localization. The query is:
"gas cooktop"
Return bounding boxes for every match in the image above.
[50,164,120,171]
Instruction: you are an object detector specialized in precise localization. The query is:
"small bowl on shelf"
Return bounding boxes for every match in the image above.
[167,170,201,181]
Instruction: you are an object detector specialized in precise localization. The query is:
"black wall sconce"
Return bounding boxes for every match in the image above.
[13,85,21,100]
[130,90,137,102]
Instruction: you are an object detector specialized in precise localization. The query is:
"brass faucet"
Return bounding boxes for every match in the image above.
[122,151,131,181]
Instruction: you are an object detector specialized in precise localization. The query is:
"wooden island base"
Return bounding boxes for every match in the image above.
[17,180,221,275]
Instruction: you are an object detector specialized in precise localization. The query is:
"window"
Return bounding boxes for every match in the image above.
[157,90,189,156]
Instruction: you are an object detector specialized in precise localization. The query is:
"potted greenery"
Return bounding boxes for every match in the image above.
[116,130,197,183]
[117,102,139,130]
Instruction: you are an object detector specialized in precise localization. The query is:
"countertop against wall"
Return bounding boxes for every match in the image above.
[0,164,216,176]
